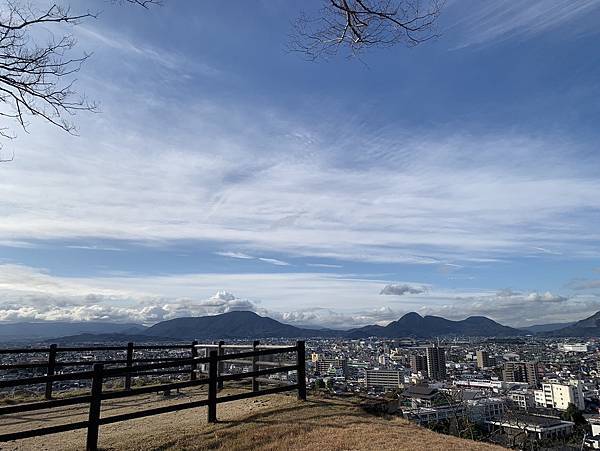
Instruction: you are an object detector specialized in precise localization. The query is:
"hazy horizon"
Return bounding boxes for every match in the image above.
[0,299,582,331]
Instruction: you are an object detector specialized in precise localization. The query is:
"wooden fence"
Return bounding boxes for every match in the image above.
[0,340,306,451]
[0,341,209,398]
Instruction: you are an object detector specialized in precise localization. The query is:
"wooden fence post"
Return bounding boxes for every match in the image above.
[190,340,198,381]
[252,340,260,392]
[86,363,104,451]
[208,350,218,423]
[217,340,224,390]
[125,342,134,390]
[297,341,306,401]
[45,344,57,400]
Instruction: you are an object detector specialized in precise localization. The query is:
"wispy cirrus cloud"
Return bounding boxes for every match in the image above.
[531,247,563,256]
[257,258,290,266]
[66,245,124,252]
[216,252,290,266]
[449,0,600,48]
[215,251,254,260]
[3,102,600,267]
[76,25,221,77]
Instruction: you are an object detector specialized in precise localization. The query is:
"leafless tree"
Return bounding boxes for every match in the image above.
[290,0,444,60]
[0,0,158,161]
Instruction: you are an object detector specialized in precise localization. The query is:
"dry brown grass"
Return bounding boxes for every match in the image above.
[0,389,91,406]
[2,391,505,450]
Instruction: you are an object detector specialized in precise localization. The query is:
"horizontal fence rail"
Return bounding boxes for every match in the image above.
[0,344,195,354]
[0,341,200,398]
[0,340,306,451]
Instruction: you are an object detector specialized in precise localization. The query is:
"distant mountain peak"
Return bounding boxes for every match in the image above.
[399,312,423,320]
[142,310,339,340]
[464,315,493,322]
[220,310,260,317]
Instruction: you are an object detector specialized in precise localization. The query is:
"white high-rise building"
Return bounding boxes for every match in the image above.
[534,380,585,411]
[560,343,588,353]
[365,369,403,389]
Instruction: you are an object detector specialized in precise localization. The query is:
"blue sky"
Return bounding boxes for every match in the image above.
[1,0,600,328]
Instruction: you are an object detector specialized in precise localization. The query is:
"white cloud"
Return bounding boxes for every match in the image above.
[215,251,254,260]
[0,264,387,326]
[1,29,599,269]
[418,289,593,327]
[76,25,221,77]
[270,305,401,329]
[66,245,124,252]
[531,247,562,256]
[0,293,260,324]
[216,252,290,266]
[306,263,343,269]
[257,258,290,266]
[525,291,567,303]
[3,112,600,266]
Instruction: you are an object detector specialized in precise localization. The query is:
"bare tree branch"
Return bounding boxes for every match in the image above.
[0,0,159,158]
[114,0,162,9]
[290,0,444,60]
[0,2,98,136]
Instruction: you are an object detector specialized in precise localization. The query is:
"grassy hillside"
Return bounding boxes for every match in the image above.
[3,391,504,450]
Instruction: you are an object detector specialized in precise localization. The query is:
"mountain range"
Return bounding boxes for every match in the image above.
[346,312,521,338]
[1,310,599,343]
[544,311,600,337]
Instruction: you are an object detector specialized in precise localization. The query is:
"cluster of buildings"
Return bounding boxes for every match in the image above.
[307,337,600,448]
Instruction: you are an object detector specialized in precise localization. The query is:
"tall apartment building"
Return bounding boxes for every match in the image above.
[426,346,446,380]
[534,381,585,410]
[410,355,428,376]
[365,369,403,389]
[313,356,348,378]
[476,350,490,369]
[503,361,539,386]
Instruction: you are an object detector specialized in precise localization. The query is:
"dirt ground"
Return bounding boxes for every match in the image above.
[0,388,505,451]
